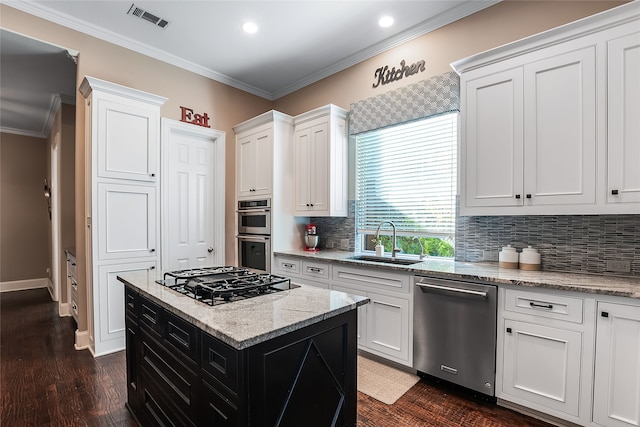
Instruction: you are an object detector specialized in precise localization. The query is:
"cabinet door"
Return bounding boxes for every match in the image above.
[502,319,582,417]
[96,97,159,182]
[97,183,157,260]
[464,68,524,208]
[332,284,366,347]
[365,291,410,363]
[293,127,312,213]
[237,130,272,198]
[593,302,640,427]
[309,122,329,213]
[523,47,596,206]
[95,261,156,356]
[607,31,640,204]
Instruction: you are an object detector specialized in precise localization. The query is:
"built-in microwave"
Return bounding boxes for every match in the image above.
[237,199,271,235]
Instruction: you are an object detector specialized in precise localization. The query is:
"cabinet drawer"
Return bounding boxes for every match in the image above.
[140,296,163,335]
[165,310,199,364]
[332,265,410,294]
[275,257,300,275]
[125,286,138,319]
[202,333,242,396]
[301,261,329,280]
[505,288,583,324]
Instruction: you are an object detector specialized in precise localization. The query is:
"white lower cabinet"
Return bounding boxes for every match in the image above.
[332,283,367,346]
[273,256,329,288]
[502,319,582,417]
[593,302,640,427]
[331,264,412,367]
[90,261,156,356]
[497,287,594,426]
[273,255,412,366]
[365,291,410,362]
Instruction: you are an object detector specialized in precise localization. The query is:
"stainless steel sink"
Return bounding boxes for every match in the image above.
[348,255,420,266]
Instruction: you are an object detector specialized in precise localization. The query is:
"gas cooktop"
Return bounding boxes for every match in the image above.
[156,266,295,306]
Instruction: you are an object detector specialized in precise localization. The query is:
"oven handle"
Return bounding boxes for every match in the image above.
[416,282,487,298]
[236,234,270,241]
[237,209,271,213]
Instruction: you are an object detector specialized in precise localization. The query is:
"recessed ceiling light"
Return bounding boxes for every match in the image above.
[242,22,258,34]
[378,16,394,28]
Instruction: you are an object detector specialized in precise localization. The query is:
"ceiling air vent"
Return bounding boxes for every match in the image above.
[127,4,170,29]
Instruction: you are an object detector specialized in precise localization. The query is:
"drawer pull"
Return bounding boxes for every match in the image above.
[530,301,553,310]
[308,267,322,273]
[282,263,294,268]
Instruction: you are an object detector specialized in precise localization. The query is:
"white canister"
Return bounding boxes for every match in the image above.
[498,245,519,269]
[375,244,384,257]
[519,246,541,271]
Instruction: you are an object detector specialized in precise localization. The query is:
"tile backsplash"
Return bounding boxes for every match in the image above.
[312,200,639,277]
[455,214,640,276]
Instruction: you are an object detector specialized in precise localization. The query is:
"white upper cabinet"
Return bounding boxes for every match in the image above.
[293,104,348,217]
[465,68,524,208]
[236,129,273,198]
[234,111,293,200]
[453,3,640,215]
[607,27,640,205]
[522,46,596,207]
[81,78,164,183]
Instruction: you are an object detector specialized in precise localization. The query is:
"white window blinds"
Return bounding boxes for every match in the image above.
[356,113,458,237]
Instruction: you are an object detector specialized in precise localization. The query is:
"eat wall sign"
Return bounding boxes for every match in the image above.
[180,106,211,128]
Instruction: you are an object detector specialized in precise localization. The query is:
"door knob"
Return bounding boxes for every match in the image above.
[208,247,214,253]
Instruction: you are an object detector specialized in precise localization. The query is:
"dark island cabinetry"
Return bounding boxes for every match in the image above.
[124,285,358,427]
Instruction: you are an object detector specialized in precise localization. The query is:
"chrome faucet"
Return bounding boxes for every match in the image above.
[415,237,427,260]
[374,221,401,259]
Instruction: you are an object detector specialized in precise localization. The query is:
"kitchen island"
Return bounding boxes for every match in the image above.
[118,270,369,427]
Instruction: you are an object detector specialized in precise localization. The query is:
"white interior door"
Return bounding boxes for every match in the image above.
[162,119,225,271]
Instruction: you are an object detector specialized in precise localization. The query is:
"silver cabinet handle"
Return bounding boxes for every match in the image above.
[416,282,487,297]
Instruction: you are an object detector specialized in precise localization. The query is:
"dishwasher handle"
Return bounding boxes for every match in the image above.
[416,281,488,298]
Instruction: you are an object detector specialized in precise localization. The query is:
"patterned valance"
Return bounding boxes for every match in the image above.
[349,70,459,135]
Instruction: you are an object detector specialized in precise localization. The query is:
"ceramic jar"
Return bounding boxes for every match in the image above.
[519,246,541,270]
[498,245,519,269]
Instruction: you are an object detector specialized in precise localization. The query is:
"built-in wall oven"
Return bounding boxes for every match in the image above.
[237,199,271,273]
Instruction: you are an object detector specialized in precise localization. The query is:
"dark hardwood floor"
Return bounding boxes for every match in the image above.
[1,289,552,426]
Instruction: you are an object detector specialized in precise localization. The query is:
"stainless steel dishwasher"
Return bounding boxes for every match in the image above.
[413,275,497,397]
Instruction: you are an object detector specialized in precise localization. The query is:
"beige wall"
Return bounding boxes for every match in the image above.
[0,133,50,282]
[273,1,627,115]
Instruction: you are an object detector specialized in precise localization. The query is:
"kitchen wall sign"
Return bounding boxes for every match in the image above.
[180,106,211,128]
[372,59,426,88]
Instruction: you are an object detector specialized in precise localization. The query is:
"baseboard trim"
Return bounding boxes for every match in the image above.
[75,329,91,351]
[0,278,49,293]
[59,302,71,316]
[497,398,582,427]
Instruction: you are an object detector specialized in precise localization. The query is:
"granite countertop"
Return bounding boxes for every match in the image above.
[275,250,640,299]
[117,271,369,350]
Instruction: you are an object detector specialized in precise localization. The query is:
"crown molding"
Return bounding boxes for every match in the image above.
[5,0,500,101]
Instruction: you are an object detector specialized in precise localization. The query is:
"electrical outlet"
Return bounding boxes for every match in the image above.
[340,239,350,250]
[606,260,630,273]
[483,250,498,262]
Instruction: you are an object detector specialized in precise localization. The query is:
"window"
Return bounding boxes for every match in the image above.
[356,113,457,258]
